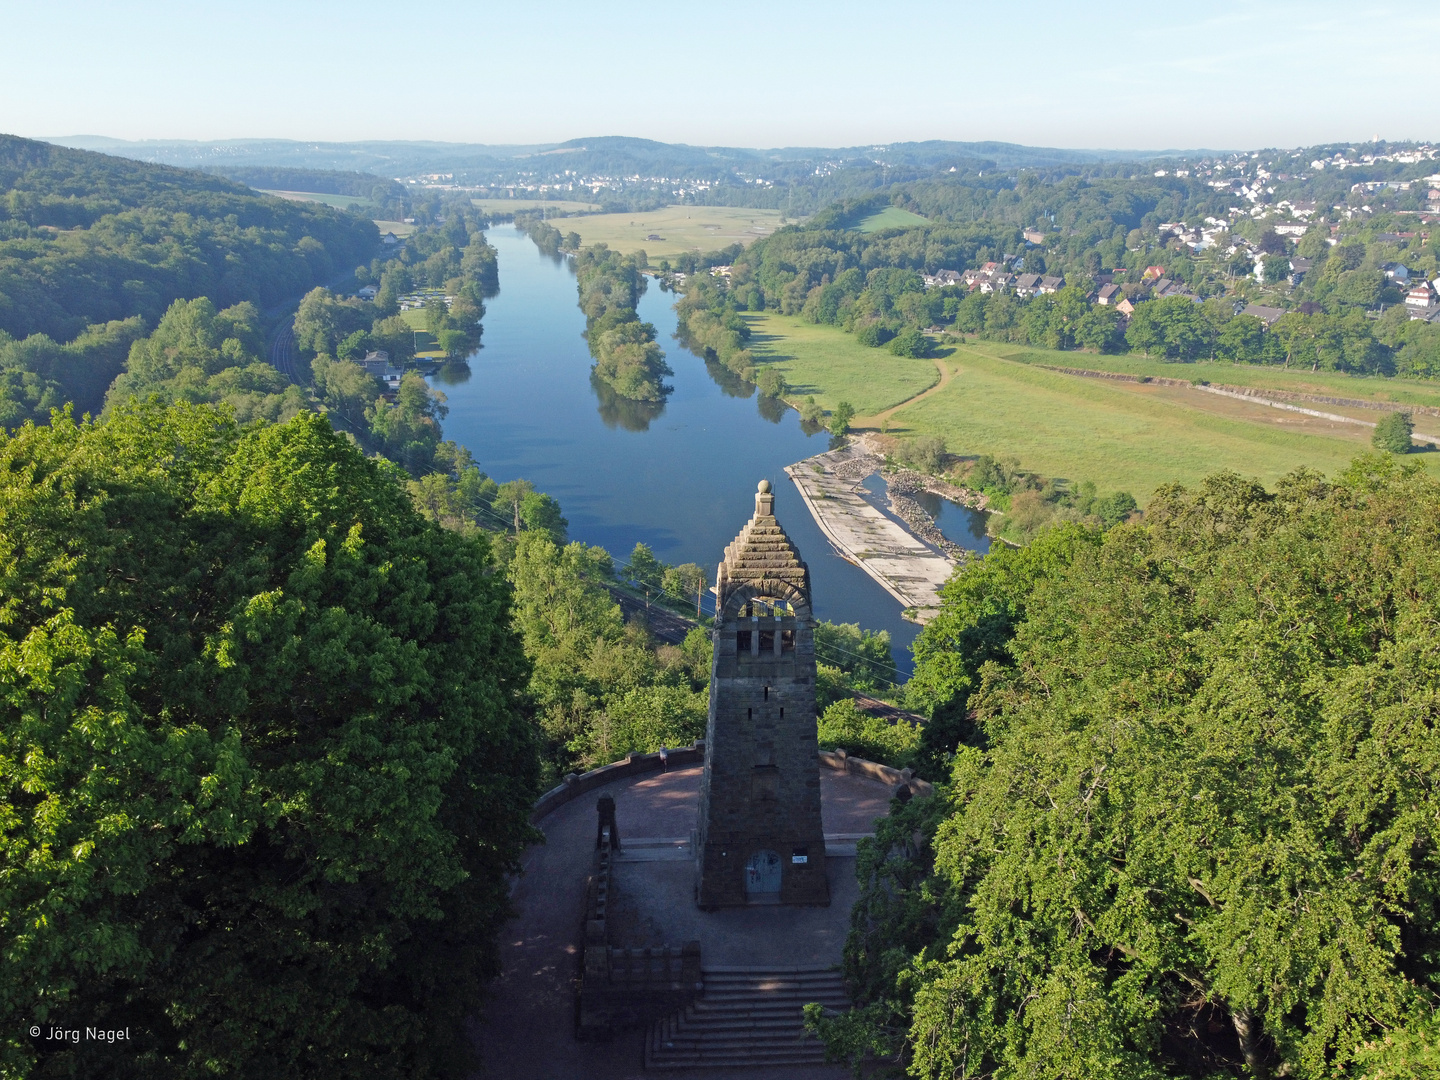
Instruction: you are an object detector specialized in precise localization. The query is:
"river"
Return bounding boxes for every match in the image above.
[431,225,986,674]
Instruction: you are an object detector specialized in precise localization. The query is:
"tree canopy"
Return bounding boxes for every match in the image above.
[820,457,1440,1079]
[0,404,538,1079]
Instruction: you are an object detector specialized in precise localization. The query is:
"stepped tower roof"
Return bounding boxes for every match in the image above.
[715,480,810,611]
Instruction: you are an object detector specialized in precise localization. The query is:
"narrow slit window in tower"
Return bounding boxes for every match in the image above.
[763,686,769,701]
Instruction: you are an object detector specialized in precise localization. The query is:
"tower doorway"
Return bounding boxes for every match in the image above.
[745,850,781,895]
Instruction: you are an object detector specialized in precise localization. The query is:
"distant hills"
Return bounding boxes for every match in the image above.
[43,134,1149,181]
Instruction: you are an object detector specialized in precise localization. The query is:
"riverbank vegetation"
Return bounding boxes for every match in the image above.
[514,215,674,401]
[815,457,1440,1080]
[573,243,672,401]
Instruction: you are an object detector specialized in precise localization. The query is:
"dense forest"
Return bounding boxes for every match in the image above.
[808,457,1440,1079]
[207,165,414,220]
[0,135,378,417]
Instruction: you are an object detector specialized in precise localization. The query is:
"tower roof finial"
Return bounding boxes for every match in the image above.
[755,478,774,517]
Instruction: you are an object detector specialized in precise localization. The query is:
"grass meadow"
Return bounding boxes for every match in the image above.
[373,219,417,237]
[553,205,786,258]
[745,320,1440,499]
[260,189,372,209]
[743,312,940,416]
[471,198,601,214]
[854,205,929,232]
[993,345,1440,410]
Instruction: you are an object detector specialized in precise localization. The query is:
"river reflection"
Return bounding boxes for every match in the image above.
[433,225,923,672]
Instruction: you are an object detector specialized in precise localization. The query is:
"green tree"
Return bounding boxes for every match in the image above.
[755,366,788,398]
[437,328,469,358]
[888,328,931,358]
[0,404,538,1080]
[628,542,665,589]
[813,621,896,692]
[311,355,381,433]
[662,562,709,617]
[366,372,447,475]
[815,699,920,767]
[829,400,856,437]
[1372,410,1414,453]
[495,478,535,533]
[519,490,569,543]
[294,287,371,356]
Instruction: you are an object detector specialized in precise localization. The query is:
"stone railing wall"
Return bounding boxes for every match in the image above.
[536,740,930,825]
[819,748,934,800]
[532,741,706,824]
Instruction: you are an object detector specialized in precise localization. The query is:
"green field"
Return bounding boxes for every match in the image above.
[374,219,417,237]
[555,205,787,258]
[854,205,928,232]
[743,312,940,416]
[472,197,601,214]
[260,189,372,209]
[747,322,1440,499]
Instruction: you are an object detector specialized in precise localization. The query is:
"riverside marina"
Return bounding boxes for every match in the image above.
[432,226,946,667]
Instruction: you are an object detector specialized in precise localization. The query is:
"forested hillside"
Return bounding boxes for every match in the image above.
[0,135,378,414]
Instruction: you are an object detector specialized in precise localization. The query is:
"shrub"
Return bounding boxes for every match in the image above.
[888,327,930,358]
[856,323,896,348]
[1372,411,1414,453]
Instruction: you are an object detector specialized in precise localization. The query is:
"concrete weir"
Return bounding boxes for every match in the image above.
[784,443,956,623]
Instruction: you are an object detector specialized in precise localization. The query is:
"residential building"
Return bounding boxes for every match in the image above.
[357,284,380,301]
[1013,273,1042,297]
[1406,280,1439,318]
[358,351,405,389]
[1038,275,1064,293]
[1272,222,1309,238]
[1023,228,1046,245]
[1097,283,1121,305]
[1240,304,1286,327]
[923,269,963,289]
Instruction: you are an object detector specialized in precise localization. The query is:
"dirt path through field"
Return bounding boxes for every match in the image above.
[858,355,953,429]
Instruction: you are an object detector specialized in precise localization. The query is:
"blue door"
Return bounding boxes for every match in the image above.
[745,850,781,895]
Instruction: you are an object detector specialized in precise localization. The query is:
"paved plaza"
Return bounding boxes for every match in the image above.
[472,763,897,1079]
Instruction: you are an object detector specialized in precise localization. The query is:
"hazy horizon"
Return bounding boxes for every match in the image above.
[5,0,1436,151]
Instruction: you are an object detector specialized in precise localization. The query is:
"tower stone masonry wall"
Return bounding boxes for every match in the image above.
[695,480,829,908]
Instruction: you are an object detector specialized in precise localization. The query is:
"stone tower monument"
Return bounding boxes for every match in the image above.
[695,480,828,908]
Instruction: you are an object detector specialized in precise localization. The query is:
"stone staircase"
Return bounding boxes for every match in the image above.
[645,965,848,1069]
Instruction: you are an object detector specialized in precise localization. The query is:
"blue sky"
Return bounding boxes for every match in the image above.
[5,0,1436,150]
